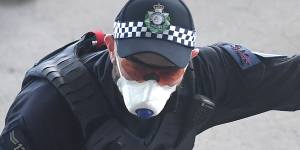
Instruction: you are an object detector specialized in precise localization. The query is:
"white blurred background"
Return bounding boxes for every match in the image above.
[0,0,299,149]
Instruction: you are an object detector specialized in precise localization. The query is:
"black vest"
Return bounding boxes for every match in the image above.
[22,34,215,150]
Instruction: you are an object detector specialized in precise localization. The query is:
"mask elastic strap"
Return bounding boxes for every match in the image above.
[114,52,125,79]
[188,60,196,95]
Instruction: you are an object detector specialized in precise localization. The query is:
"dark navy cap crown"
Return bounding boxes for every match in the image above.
[114,0,197,68]
[115,0,195,30]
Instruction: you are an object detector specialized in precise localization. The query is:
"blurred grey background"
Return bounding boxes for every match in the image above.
[0,0,299,150]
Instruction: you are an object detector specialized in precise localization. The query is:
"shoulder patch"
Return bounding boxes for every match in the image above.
[221,43,261,69]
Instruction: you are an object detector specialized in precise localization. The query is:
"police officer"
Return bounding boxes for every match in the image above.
[1,0,300,150]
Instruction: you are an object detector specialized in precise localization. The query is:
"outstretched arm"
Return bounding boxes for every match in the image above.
[195,43,300,128]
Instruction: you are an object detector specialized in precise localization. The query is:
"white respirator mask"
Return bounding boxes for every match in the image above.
[114,54,177,119]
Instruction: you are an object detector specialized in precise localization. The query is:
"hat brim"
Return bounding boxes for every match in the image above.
[116,38,192,68]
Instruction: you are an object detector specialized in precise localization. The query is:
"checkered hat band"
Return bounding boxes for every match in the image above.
[114,22,196,47]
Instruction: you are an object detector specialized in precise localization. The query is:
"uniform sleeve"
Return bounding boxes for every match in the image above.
[0,117,32,150]
[197,43,300,128]
[0,79,84,150]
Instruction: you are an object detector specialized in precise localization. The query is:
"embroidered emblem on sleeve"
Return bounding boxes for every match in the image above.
[0,126,31,150]
[9,130,26,150]
[222,43,261,69]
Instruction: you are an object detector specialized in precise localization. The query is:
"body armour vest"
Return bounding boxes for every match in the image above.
[22,33,216,150]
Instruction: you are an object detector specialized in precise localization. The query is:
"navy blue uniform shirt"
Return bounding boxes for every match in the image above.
[1,42,300,150]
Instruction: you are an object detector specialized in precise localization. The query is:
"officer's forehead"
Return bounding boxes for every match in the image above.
[130,53,176,68]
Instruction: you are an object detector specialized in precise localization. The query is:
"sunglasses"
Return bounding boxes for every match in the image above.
[116,56,187,86]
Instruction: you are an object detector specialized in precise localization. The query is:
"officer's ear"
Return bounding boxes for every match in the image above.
[104,34,116,62]
[191,48,199,59]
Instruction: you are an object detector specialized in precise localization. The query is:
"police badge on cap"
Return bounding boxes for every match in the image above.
[144,3,171,33]
[114,0,197,68]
